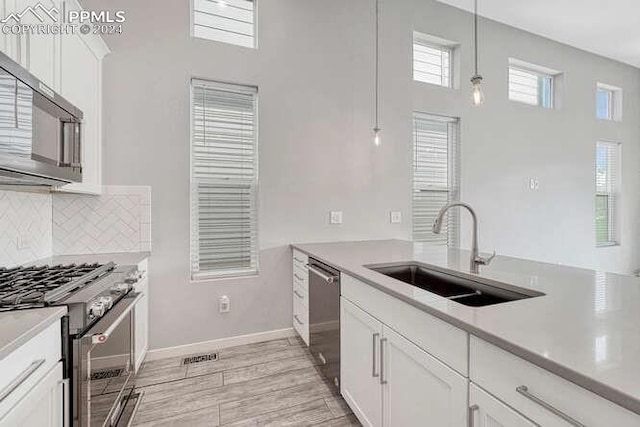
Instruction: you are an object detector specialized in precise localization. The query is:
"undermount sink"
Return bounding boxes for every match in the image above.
[367,263,544,307]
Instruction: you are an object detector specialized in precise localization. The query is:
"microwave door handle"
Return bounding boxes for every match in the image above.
[73,122,81,168]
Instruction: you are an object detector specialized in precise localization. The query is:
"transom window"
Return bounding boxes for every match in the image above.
[192,0,256,48]
[596,83,622,121]
[508,59,558,108]
[413,32,455,88]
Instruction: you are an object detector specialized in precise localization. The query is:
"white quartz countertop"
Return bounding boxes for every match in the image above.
[31,252,151,267]
[291,239,640,415]
[0,307,66,360]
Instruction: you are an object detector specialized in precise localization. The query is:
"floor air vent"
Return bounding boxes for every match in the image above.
[90,368,124,380]
[182,352,219,365]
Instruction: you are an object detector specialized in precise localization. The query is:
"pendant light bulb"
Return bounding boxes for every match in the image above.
[373,128,381,146]
[471,75,484,106]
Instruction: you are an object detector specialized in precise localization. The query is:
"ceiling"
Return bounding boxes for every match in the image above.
[435,0,640,69]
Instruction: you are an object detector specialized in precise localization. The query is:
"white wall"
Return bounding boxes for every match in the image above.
[85,0,640,350]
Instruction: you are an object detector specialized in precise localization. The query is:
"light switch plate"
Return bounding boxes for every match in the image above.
[330,211,343,224]
[390,211,402,224]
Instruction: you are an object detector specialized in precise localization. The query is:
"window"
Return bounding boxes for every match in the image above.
[595,141,620,247]
[412,113,460,246]
[190,79,258,279]
[596,83,622,121]
[508,59,557,108]
[413,32,454,88]
[192,0,255,48]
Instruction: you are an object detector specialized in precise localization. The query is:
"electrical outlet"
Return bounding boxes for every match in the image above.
[16,234,30,250]
[219,295,230,313]
[330,211,343,224]
[390,211,402,224]
[528,178,540,191]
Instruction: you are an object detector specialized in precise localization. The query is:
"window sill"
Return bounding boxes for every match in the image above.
[191,271,259,284]
[596,242,619,248]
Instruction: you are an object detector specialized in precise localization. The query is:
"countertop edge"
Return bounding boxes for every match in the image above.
[0,306,67,361]
[291,244,640,417]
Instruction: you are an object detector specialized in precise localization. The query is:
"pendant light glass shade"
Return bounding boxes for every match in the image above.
[471,75,484,106]
[373,128,381,146]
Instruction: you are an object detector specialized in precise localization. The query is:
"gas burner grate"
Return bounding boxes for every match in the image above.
[182,353,219,365]
[90,368,124,380]
[0,262,113,308]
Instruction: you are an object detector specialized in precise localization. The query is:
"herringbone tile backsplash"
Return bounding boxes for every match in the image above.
[53,186,151,255]
[0,190,53,267]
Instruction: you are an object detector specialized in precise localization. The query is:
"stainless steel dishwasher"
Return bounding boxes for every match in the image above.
[307,258,341,389]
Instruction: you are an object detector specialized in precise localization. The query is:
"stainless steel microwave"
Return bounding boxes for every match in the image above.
[0,51,83,186]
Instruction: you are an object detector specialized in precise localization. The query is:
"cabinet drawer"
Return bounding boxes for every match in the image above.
[342,274,468,376]
[470,336,640,427]
[293,265,308,288]
[293,298,309,345]
[292,249,308,270]
[0,319,61,417]
[293,281,308,308]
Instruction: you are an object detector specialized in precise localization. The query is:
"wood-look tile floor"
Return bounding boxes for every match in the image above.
[127,337,361,426]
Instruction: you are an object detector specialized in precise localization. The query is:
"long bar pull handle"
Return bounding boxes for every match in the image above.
[293,315,304,325]
[293,290,304,300]
[468,404,479,427]
[0,359,45,402]
[308,265,338,284]
[293,273,305,282]
[516,386,585,427]
[372,333,380,377]
[379,338,388,385]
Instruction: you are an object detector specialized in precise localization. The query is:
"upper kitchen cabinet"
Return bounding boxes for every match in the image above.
[0,0,109,194]
[56,0,109,194]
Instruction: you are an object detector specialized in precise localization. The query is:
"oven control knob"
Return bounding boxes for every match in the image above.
[88,301,105,318]
[98,296,113,309]
[111,282,129,294]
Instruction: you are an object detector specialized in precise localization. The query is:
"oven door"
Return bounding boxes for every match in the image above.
[73,292,141,427]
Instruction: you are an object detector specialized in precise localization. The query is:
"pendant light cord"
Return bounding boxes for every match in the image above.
[374,0,380,130]
[473,0,478,76]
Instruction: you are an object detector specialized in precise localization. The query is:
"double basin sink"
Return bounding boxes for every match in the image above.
[368,263,544,307]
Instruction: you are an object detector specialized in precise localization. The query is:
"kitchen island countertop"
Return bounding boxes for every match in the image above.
[292,239,640,416]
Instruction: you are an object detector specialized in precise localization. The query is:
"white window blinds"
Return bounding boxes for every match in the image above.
[413,32,452,88]
[413,113,460,246]
[595,141,620,247]
[193,0,255,48]
[191,80,258,279]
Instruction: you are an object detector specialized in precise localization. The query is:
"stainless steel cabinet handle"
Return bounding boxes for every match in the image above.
[293,290,304,299]
[372,333,380,378]
[61,378,70,427]
[0,359,45,402]
[468,404,479,427]
[293,257,305,264]
[293,315,303,325]
[308,265,338,284]
[379,338,388,385]
[516,386,585,427]
[293,273,305,281]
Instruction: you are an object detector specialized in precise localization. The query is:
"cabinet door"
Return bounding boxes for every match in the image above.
[134,277,149,373]
[469,384,537,427]
[15,0,60,89]
[0,0,20,62]
[382,326,467,427]
[340,297,383,427]
[0,362,65,427]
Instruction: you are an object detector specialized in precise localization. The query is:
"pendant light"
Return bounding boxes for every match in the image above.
[372,0,382,146]
[471,0,484,106]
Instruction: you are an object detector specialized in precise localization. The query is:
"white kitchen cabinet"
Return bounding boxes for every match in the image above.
[469,384,536,427]
[341,297,383,427]
[383,326,467,427]
[56,1,109,195]
[341,297,466,427]
[292,250,309,344]
[0,362,65,427]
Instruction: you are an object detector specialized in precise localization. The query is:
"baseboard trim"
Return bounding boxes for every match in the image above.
[145,327,296,361]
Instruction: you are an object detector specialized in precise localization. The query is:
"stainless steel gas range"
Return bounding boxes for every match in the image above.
[0,262,143,427]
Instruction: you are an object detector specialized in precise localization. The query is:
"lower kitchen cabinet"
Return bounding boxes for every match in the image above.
[341,298,383,427]
[341,297,467,427]
[134,258,150,373]
[469,384,536,427]
[0,362,65,427]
